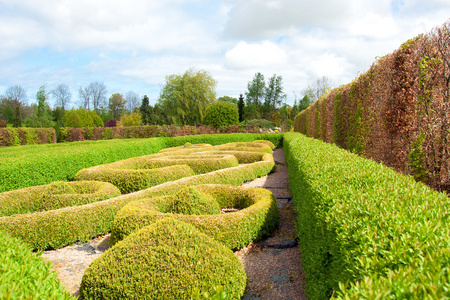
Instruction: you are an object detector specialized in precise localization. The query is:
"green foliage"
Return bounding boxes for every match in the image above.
[13,105,22,128]
[119,112,142,126]
[284,132,450,299]
[245,119,276,130]
[408,133,428,183]
[158,68,217,126]
[203,101,239,129]
[0,181,120,217]
[80,218,247,300]
[162,186,221,215]
[0,230,72,299]
[109,93,126,120]
[111,184,279,250]
[64,108,103,128]
[0,133,281,193]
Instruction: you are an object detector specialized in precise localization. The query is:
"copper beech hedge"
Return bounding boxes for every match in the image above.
[294,21,450,192]
[0,128,56,146]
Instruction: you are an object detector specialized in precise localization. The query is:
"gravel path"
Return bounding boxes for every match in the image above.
[41,148,306,299]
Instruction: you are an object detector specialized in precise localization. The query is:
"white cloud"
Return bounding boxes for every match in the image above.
[310,53,349,78]
[225,41,287,69]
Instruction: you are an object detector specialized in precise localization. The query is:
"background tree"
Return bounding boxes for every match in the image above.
[158,68,217,126]
[51,84,71,110]
[25,85,54,128]
[244,72,265,120]
[4,85,28,125]
[89,81,107,112]
[302,76,333,102]
[109,93,126,120]
[140,95,151,125]
[78,86,91,110]
[299,95,313,111]
[126,91,140,113]
[64,108,103,127]
[263,74,286,119]
[238,94,245,122]
[120,112,142,126]
[217,96,238,104]
[203,101,239,129]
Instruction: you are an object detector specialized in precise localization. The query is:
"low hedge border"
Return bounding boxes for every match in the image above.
[0,230,72,299]
[0,181,121,217]
[143,155,239,174]
[0,133,282,193]
[0,146,275,250]
[80,218,247,300]
[111,184,279,250]
[75,165,195,194]
[284,132,450,299]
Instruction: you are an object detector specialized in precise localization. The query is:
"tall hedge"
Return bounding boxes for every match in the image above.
[294,21,450,192]
[284,132,450,299]
[0,128,56,146]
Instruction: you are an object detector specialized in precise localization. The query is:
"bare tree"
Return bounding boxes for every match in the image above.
[4,85,28,108]
[79,86,91,110]
[88,81,107,112]
[51,83,71,110]
[125,91,140,112]
[302,76,333,102]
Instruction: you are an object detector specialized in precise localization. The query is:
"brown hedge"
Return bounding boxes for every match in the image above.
[0,128,56,146]
[294,21,450,192]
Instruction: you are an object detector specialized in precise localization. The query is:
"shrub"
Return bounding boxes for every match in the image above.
[162,186,221,215]
[0,120,6,128]
[0,145,274,251]
[119,112,142,126]
[80,218,247,300]
[0,230,72,299]
[104,119,117,127]
[203,101,239,129]
[75,165,195,194]
[111,184,279,250]
[0,181,121,217]
[284,132,450,299]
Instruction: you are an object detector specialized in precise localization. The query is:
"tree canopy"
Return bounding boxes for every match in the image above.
[158,68,217,126]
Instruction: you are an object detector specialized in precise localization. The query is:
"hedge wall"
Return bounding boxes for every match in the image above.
[284,132,450,299]
[0,133,282,193]
[293,21,450,192]
[0,230,72,299]
[0,127,56,146]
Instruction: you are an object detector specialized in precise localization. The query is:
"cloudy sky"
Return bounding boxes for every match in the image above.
[0,0,449,107]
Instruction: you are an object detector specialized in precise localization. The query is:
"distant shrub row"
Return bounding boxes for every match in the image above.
[0,128,56,146]
[59,124,272,142]
[284,132,450,299]
[0,142,276,250]
[0,133,282,193]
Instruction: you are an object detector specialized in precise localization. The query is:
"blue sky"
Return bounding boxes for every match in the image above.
[0,0,449,108]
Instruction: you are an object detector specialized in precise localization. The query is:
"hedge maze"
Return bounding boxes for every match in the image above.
[0,139,279,299]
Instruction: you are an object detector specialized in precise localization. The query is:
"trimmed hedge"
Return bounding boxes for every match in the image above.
[0,181,121,217]
[75,164,195,194]
[0,230,72,299]
[80,218,247,300]
[284,132,450,299]
[0,127,56,147]
[0,143,275,250]
[111,184,279,250]
[0,133,282,193]
[143,155,239,174]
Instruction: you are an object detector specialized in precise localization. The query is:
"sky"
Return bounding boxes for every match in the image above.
[0,0,449,108]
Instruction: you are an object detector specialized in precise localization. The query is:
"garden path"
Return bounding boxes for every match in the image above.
[41,148,306,299]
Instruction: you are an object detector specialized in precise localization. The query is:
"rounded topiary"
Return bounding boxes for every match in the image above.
[203,101,239,129]
[164,186,220,215]
[80,218,247,300]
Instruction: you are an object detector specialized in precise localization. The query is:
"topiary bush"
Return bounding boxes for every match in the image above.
[111,184,279,250]
[162,186,221,215]
[80,218,247,300]
[0,181,121,217]
[203,101,239,129]
[0,230,72,299]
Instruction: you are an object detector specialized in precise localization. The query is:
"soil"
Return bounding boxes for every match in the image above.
[41,148,306,299]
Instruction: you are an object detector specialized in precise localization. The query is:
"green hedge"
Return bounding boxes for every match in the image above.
[75,165,195,194]
[284,132,450,299]
[143,155,239,174]
[0,181,120,217]
[111,184,279,250]
[0,133,282,193]
[80,218,247,300]
[0,145,275,250]
[0,230,72,299]
[0,127,56,146]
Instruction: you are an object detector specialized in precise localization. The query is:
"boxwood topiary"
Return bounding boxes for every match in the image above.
[80,218,247,300]
[111,184,279,250]
[0,181,121,217]
[161,186,221,215]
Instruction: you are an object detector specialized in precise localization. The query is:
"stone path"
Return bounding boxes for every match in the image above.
[42,148,306,299]
[239,148,307,299]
